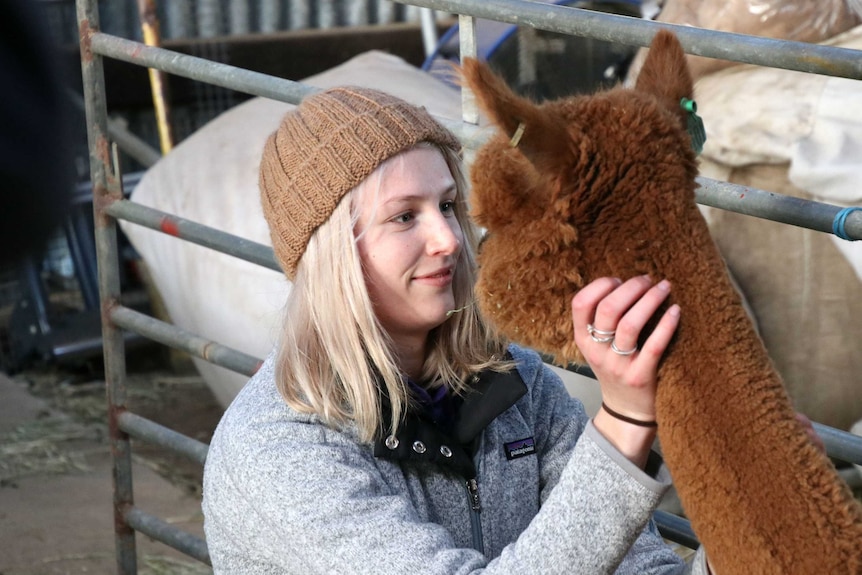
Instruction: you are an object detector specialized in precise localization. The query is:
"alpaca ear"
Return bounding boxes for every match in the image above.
[635,30,694,130]
[460,58,571,172]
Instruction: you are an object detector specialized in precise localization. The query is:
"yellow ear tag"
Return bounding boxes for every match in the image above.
[509,123,526,148]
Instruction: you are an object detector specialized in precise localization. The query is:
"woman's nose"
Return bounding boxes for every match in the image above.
[427,215,462,256]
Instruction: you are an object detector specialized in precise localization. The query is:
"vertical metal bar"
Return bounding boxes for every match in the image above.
[459,13,478,125]
[101,0,131,39]
[76,0,137,573]
[345,0,369,26]
[198,0,224,38]
[377,0,395,24]
[19,256,51,336]
[420,7,439,57]
[319,0,337,28]
[64,211,100,312]
[165,0,193,39]
[517,26,537,89]
[404,4,421,22]
[259,0,281,33]
[229,0,251,35]
[289,0,311,29]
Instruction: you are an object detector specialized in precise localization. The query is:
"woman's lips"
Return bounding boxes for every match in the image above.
[414,267,454,286]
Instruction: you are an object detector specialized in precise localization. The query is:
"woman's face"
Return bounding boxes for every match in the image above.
[354,146,463,342]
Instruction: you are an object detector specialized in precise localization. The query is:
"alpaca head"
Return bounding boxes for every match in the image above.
[462,30,702,364]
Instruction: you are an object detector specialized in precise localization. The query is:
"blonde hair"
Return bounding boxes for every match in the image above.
[274,144,511,443]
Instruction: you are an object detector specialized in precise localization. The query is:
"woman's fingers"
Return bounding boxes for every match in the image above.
[611,279,673,354]
[573,275,671,351]
[633,303,680,376]
[572,276,680,374]
[571,277,622,341]
[592,275,655,336]
[572,275,654,337]
[571,276,682,424]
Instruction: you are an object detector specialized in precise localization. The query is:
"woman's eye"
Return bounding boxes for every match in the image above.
[440,201,455,213]
[393,212,413,224]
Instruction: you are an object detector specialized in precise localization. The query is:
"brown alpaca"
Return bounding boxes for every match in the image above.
[462,30,862,575]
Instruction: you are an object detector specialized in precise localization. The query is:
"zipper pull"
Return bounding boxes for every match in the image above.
[466,478,481,511]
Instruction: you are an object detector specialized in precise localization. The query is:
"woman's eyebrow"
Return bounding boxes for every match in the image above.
[381,186,457,206]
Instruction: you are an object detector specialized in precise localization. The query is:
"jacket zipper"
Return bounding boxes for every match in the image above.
[465,477,484,554]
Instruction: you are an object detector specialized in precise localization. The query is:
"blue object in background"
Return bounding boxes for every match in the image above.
[423,0,643,101]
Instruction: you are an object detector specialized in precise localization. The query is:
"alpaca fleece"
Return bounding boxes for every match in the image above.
[462,30,862,575]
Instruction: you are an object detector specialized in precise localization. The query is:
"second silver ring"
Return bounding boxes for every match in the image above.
[611,340,638,356]
[588,323,615,344]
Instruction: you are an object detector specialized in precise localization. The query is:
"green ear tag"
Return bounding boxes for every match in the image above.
[680,98,706,155]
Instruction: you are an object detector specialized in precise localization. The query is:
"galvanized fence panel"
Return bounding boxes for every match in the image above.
[75,0,862,571]
[49,0,439,44]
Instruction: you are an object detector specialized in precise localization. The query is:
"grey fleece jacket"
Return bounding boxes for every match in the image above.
[202,344,708,574]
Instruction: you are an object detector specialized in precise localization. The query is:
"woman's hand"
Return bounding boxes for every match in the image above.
[571,275,680,466]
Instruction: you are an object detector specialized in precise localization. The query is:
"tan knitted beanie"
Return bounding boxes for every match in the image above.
[259,86,461,280]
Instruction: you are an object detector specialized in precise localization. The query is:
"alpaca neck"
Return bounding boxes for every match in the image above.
[599,204,862,574]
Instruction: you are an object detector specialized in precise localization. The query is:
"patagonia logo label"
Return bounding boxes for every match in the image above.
[504,437,536,460]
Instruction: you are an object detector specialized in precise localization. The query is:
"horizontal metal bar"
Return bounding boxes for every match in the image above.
[813,423,862,466]
[124,506,211,565]
[695,177,862,241]
[85,36,862,243]
[108,121,162,168]
[840,466,862,490]
[654,510,698,549]
[400,0,862,79]
[654,468,861,552]
[107,167,861,254]
[118,411,209,465]
[653,465,862,548]
[110,305,263,377]
[89,31,478,145]
[69,89,162,168]
[566,361,862,466]
[87,15,862,245]
[90,32,316,104]
[105,199,281,272]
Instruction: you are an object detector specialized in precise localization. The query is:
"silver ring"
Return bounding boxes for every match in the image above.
[588,324,615,343]
[611,340,638,356]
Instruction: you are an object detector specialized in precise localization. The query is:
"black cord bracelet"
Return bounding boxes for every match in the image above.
[601,402,658,428]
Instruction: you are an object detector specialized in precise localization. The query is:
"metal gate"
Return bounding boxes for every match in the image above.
[75,0,862,571]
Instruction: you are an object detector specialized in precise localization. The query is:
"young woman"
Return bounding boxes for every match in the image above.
[202,85,711,573]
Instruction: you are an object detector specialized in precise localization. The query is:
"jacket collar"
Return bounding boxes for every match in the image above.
[451,366,528,445]
[373,364,527,478]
